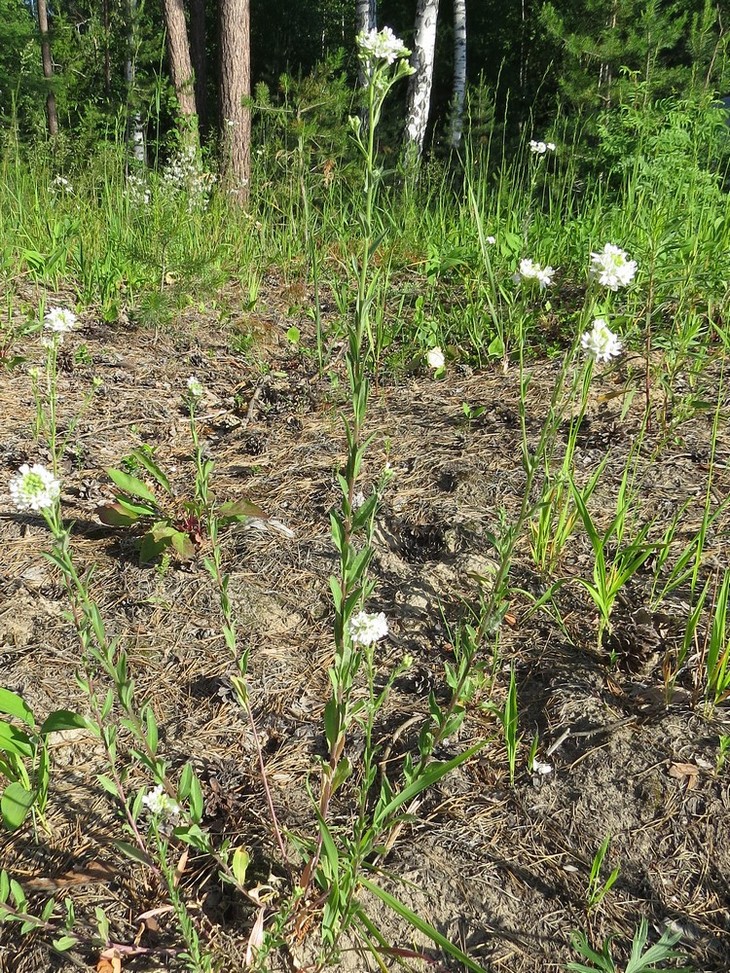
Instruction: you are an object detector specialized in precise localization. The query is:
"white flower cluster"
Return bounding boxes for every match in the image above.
[9,464,61,512]
[141,784,181,822]
[356,26,411,66]
[590,243,637,291]
[427,346,445,370]
[514,257,555,289]
[127,172,151,207]
[51,175,74,195]
[186,376,204,399]
[348,610,389,647]
[44,306,77,334]
[529,139,556,155]
[581,318,622,363]
[162,145,216,211]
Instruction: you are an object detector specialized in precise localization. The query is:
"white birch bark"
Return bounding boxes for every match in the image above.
[355,0,376,34]
[449,0,466,148]
[403,0,440,161]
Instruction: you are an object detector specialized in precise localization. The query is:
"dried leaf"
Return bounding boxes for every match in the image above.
[97,947,122,973]
[668,762,699,790]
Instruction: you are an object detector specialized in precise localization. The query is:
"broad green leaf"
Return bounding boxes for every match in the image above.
[138,531,169,565]
[52,935,79,952]
[1,782,36,830]
[218,498,267,520]
[0,689,35,727]
[107,468,157,504]
[231,847,250,886]
[0,721,34,758]
[169,530,196,560]
[40,711,88,735]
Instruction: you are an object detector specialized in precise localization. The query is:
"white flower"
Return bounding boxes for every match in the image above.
[581,318,623,363]
[529,140,555,155]
[486,235,496,245]
[28,366,40,380]
[186,376,204,399]
[589,243,637,291]
[356,26,410,65]
[515,258,555,289]
[141,784,181,822]
[51,175,73,194]
[427,346,445,369]
[127,172,151,206]
[9,464,61,512]
[352,490,367,510]
[44,307,77,334]
[349,610,389,646]
[532,759,553,776]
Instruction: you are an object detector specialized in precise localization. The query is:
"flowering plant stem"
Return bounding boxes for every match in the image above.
[295,41,412,937]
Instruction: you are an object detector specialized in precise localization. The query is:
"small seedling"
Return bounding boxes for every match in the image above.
[566,918,692,972]
[586,834,621,911]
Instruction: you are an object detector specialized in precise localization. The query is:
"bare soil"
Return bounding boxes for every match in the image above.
[1,280,729,972]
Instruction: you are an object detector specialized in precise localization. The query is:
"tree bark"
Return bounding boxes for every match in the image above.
[161,0,199,141]
[219,0,251,204]
[449,0,466,148]
[403,0,440,163]
[125,0,146,162]
[190,0,208,136]
[37,0,59,137]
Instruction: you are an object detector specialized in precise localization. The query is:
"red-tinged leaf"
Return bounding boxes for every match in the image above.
[96,502,141,527]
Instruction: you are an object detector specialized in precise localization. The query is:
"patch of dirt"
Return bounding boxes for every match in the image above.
[1,282,730,972]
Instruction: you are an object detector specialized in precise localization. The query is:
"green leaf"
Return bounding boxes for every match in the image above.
[96,774,119,797]
[1,782,36,830]
[231,847,250,886]
[0,689,35,728]
[40,711,88,735]
[131,449,171,494]
[138,531,169,565]
[0,721,34,758]
[0,870,10,902]
[188,772,204,823]
[359,877,489,973]
[169,531,196,560]
[488,334,505,358]
[107,468,158,503]
[218,498,267,521]
[112,840,153,867]
[52,935,78,952]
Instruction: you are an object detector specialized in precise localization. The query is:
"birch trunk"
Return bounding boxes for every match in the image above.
[449,0,466,148]
[219,0,251,204]
[37,0,58,137]
[125,0,146,162]
[403,0,439,163]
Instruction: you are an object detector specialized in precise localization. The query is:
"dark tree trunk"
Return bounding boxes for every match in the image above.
[190,0,208,136]
[37,0,59,137]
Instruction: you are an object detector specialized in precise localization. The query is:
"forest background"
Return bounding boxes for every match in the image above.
[1,0,728,179]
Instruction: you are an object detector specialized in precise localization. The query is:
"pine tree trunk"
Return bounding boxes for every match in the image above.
[219,0,251,204]
[190,0,208,136]
[449,0,466,148]
[161,0,198,141]
[37,0,58,137]
[403,0,440,164]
